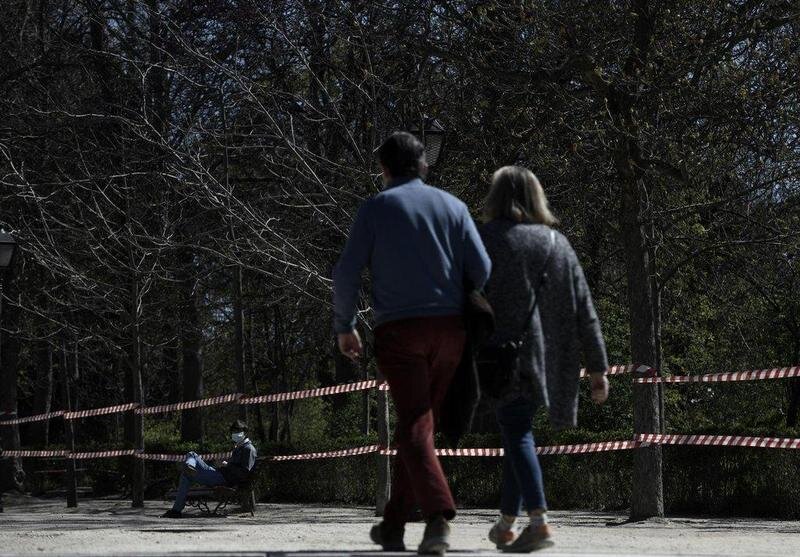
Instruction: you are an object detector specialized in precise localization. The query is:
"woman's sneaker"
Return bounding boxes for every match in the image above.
[418,515,450,555]
[489,522,516,549]
[501,523,554,553]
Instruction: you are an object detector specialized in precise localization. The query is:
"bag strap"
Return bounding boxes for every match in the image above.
[517,229,556,342]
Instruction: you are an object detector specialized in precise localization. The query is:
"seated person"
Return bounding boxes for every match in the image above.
[162,419,257,518]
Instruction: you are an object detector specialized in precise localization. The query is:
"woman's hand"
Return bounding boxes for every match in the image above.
[590,372,609,404]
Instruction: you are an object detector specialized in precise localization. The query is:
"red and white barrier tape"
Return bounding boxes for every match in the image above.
[5,363,796,425]
[537,439,640,455]
[0,364,649,425]
[579,364,652,378]
[0,450,69,457]
[635,433,800,449]
[137,393,243,414]
[137,452,231,462]
[64,403,140,420]
[635,366,800,384]
[380,441,639,457]
[241,381,379,405]
[71,449,138,459]
[4,434,800,461]
[269,445,380,461]
[0,411,65,425]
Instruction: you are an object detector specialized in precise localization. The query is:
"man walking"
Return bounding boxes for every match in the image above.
[333,132,491,554]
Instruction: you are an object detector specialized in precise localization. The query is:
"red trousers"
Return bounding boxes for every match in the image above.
[375,315,466,525]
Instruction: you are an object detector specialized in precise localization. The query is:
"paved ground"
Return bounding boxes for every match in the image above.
[1,494,799,556]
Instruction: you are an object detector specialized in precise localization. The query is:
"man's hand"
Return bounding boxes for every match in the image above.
[338,330,363,361]
[590,372,610,404]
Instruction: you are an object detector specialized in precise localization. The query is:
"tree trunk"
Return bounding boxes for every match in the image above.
[60,340,77,508]
[620,173,664,520]
[30,341,54,446]
[178,248,203,442]
[787,334,800,427]
[233,265,247,421]
[245,309,267,441]
[128,277,145,508]
[0,273,23,492]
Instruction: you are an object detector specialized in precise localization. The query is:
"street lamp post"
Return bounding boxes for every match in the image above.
[411,117,446,167]
[0,230,18,362]
[0,230,19,502]
[0,231,17,272]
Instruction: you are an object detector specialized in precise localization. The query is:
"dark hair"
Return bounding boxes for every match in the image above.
[376,131,426,178]
[229,419,248,432]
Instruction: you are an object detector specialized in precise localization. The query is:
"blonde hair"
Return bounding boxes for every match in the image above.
[483,166,559,226]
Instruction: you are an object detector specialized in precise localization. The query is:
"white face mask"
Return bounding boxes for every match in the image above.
[231,432,245,444]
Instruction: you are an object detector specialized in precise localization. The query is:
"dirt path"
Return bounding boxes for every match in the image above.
[1,494,798,556]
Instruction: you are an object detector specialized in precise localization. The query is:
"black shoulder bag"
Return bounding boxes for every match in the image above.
[476,230,556,398]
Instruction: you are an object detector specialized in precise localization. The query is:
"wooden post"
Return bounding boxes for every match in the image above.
[60,340,77,508]
[375,371,390,516]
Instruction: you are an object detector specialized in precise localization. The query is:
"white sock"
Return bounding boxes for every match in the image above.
[496,514,516,531]
[528,511,548,528]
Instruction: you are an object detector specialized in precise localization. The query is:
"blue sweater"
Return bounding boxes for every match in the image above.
[333,178,491,333]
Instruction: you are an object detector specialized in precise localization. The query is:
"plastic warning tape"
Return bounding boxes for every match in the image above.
[0,410,65,425]
[71,449,138,459]
[64,403,140,420]
[380,441,638,457]
[579,364,647,378]
[268,445,381,461]
[137,451,232,462]
[241,380,379,405]
[0,363,650,426]
[137,393,243,414]
[635,366,800,384]
[0,449,69,457]
[537,439,639,455]
[636,433,800,449]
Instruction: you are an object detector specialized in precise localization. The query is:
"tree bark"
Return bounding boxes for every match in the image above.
[178,248,203,442]
[128,276,145,508]
[245,309,267,441]
[787,333,800,427]
[620,174,664,519]
[30,341,54,446]
[233,265,247,421]
[60,340,77,508]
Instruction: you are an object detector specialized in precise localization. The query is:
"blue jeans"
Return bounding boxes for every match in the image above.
[171,452,226,512]
[497,397,547,516]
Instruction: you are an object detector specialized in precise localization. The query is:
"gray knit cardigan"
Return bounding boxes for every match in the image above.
[479,219,609,429]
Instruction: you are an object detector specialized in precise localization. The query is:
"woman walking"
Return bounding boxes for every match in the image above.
[479,166,610,552]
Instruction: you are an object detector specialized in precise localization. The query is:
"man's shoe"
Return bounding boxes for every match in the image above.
[501,523,554,553]
[418,515,450,555]
[369,521,405,551]
[489,522,516,549]
[161,509,183,519]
